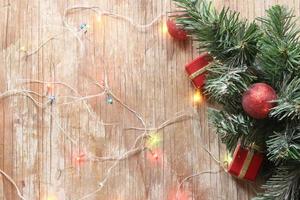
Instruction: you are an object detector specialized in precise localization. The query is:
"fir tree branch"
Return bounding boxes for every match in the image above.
[174,0,261,66]
[208,108,254,152]
[267,124,300,163]
[271,76,300,120]
[173,1,300,199]
[204,63,256,110]
[253,164,300,200]
[258,5,300,85]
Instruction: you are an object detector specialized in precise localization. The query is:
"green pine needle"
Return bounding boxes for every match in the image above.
[204,63,256,110]
[267,124,300,163]
[271,76,300,120]
[174,0,261,66]
[253,164,300,200]
[208,108,254,152]
[258,5,300,85]
[174,1,300,199]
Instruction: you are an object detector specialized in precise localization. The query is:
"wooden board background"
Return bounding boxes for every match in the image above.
[0,0,298,199]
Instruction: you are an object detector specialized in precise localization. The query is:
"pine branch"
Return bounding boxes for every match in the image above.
[208,108,254,152]
[271,76,300,120]
[258,5,300,85]
[267,123,300,163]
[253,164,300,200]
[173,1,300,199]
[174,0,261,66]
[204,63,256,110]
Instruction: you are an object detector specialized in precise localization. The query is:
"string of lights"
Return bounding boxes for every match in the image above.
[0,83,200,199]
[175,170,222,200]
[0,2,225,200]
[63,4,167,32]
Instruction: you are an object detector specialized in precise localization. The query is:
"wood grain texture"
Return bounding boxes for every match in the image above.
[0,0,298,199]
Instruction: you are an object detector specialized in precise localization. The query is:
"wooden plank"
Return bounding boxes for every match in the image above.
[0,0,298,199]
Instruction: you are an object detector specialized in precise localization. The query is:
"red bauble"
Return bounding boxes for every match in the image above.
[166,19,188,41]
[242,83,277,119]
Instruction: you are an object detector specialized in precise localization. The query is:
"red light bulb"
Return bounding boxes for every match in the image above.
[74,153,86,165]
[153,153,159,160]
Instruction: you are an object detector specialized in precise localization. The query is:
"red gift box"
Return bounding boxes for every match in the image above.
[227,144,264,181]
[185,52,213,88]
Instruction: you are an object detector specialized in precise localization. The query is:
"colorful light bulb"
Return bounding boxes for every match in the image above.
[162,21,168,34]
[147,149,163,166]
[46,194,57,200]
[79,23,88,34]
[168,189,189,200]
[153,153,159,160]
[224,152,233,167]
[96,15,102,22]
[106,94,113,104]
[146,132,162,150]
[20,46,27,52]
[46,84,52,95]
[193,90,203,104]
[74,152,86,165]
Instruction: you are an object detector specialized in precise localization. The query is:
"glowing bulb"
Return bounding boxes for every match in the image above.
[106,94,113,104]
[168,189,189,200]
[147,149,162,165]
[74,153,86,165]
[79,23,88,34]
[146,132,162,150]
[20,46,26,52]
[46,84,53,96]
[96,15,102,22]
[193,90,203,103]
[153,153,159,160]
[224,152,233,166]
[46,84,52,90]
[46,195,56,200]
[162,21,168,34]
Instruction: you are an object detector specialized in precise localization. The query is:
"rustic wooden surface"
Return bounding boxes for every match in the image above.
[0,0,298,199]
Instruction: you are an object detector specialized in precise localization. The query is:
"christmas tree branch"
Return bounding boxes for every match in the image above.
[267,124,300,163]
[174,1,300,199]
[253,164,300,200]
[174,0,260,66]
[258,5,300,85]
[271,76,300,120]
[205,63,256,109]
[208,108,254,152]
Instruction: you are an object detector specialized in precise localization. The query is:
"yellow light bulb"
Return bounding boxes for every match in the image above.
[46,195,56,200]
[224,152,233,165]
[96,15,102,22]
[193,90,203,104]
[146,132,162,150]
[162,22,168,34]
[20,46,26,52]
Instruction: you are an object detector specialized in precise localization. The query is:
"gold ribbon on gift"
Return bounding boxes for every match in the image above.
[189,63,213,80]
[238,149,254,179]
[249,143,262,152]
[237,143,262,179]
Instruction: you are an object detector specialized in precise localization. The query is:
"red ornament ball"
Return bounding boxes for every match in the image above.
[166,19,188,41]
[242,83,277,119]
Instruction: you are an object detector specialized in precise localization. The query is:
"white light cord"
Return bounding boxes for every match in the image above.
[0,169,26,200]
[63,4,167,32]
